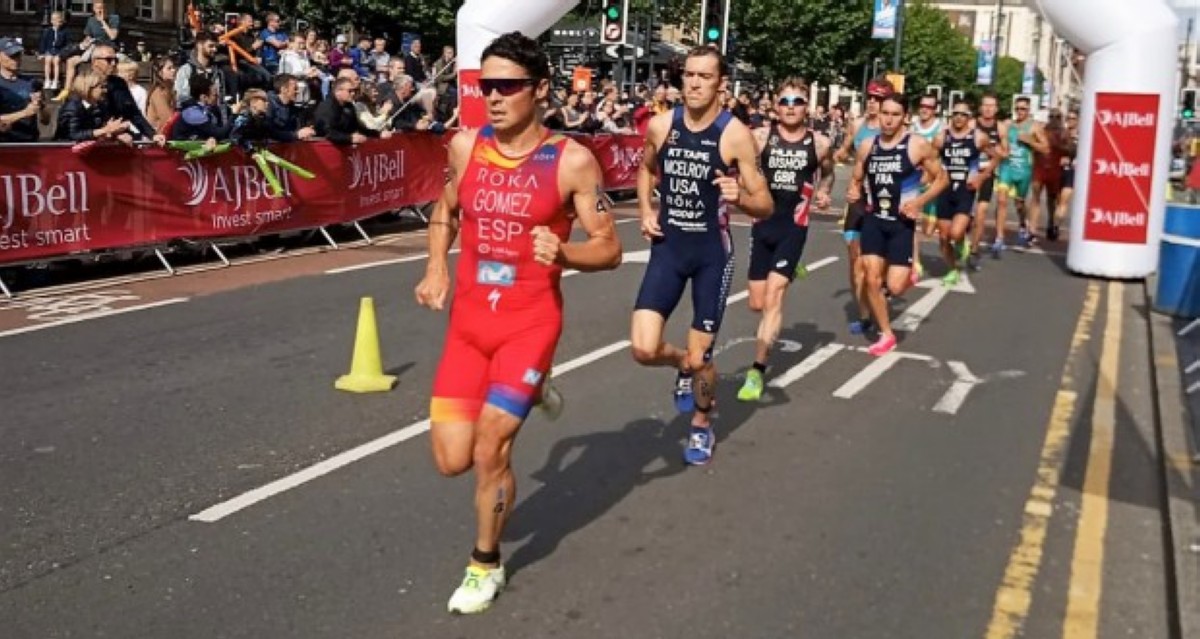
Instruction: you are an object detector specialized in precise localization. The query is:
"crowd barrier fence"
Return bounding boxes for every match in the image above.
[0,131,647,297]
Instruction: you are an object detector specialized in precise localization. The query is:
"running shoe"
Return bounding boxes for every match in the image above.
[1047,225,1060,242]
[942,269,960,288]
[537,379,564,421]
[447,564,507,614]
[794,262,809,279]
[958,239,972,264]
[1017,226,1030,247]
[737,369,765,402]
[673,371,695,413]
[849,318,874,335]
[683,425,715,465]
[913,259,924,284]
[867,333,897,357]
[990,240,1005,259]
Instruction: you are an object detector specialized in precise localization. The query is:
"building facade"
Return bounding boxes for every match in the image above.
[1,0,188,57]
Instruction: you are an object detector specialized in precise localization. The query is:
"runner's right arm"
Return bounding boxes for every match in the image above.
[846,139,872,203]
[415,129,473,311]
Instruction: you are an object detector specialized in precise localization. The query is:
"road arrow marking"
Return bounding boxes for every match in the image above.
[768,343,845,388]
[832,351,904,398]
[933,360,982,414]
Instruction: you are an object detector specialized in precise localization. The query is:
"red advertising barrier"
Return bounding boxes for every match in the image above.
[0,132,645,266]
[1083,92,1159,244]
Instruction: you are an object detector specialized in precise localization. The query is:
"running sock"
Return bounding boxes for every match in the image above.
[752,361,767,374]
[471,547,501,565]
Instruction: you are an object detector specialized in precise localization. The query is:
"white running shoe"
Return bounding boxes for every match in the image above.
[447,564,506,614]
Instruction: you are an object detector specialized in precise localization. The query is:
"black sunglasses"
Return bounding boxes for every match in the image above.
[951,110,971,117]
[777,95,807,107]
[480,77,536,97]
[95,56,118,63]
[919,103,937,109]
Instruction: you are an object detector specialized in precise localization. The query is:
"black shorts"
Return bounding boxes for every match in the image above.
[748,223,808,281]
[937,183,977,220]
[860,215,915,266]
[976,175,995,206]
[842,200,868,241]
[1062,167,1075,189]
[634,238,735,334]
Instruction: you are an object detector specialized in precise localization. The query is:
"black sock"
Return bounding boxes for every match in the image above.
[752,361,767,374]
[471,547,500,565]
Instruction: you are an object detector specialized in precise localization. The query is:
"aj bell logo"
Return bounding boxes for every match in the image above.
[348,150,406,190]
[1097,110,1155,128]
[1,172,89,230]
[179,161,292,209]
[609,145,645,173]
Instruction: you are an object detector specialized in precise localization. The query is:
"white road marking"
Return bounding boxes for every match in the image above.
[933,360,983,415]
[893,286,950,334]
[0,298,190,338]
[845,345,937,362]
[805,255,840,272]
[915,272,976,294]
[325,251,457,274]
[551,340,631,377]
[768,343,845,388]
[832,351,904,398]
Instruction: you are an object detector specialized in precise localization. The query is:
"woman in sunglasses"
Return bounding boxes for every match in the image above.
[736,78,834,402]
[414,31,621,615]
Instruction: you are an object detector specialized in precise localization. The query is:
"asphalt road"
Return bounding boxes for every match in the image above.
[0,205,1178,638]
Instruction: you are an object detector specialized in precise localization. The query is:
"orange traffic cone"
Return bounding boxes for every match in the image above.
[334,297,398,393]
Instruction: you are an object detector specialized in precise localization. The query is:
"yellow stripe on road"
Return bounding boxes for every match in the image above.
[986,282,1101,639]
[1063,281,1124,638]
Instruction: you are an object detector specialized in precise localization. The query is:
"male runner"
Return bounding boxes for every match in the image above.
[414,32,621,615]
[847,94,947,356]
[933,98,991,286]
[631,45,772,465]
[1050,109,1080,241]
[993,96,1048,255]
[1028,108,1068,243]
[835,77,893,334]
[736,78,833,401]
[970,93,1008,260]
[911,92,944,281]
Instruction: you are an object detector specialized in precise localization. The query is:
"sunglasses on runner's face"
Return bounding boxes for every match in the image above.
[920,103,936,109]
[952,110,971,117]
[479,78,536,97]
[777,95,807,107]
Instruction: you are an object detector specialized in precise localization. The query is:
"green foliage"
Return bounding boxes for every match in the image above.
[246,0,461,46]
[729,0,876,85]
[895,1,976,100]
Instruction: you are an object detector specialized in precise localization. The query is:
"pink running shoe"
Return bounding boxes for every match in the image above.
[868,333,897,356]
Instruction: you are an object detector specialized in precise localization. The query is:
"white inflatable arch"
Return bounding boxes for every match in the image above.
[1038,0,1178,277]
[455,0,578,129]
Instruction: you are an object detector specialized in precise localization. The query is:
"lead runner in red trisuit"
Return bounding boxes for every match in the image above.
[414,31,622,615]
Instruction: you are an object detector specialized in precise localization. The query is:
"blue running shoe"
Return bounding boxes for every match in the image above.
[673,371,695,413]
[683,425,715,466]
[849,318,873,335]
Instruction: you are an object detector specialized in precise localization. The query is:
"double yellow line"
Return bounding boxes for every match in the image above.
[986,280,1125,639]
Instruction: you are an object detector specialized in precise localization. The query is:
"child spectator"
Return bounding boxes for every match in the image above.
[39,11,69,91]
[116,60,147,117]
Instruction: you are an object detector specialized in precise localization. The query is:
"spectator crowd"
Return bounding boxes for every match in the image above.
[0,2,460,147]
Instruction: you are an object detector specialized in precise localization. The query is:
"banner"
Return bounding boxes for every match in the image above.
[976,39,995,85]
[872,0,897,39]
[1083,92,1159,244]
[1021,60,1036,95]
[0,132,646,266]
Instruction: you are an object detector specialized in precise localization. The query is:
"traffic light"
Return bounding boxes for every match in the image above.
[700,0,729,52]
[600,0,629,46]
[1183,88,1197,120]
[948,90,965,111]
[925,85,943,105]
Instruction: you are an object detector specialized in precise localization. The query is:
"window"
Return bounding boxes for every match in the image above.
[137,0,154,20]
[10,0,35,14]
[69,0,92,14]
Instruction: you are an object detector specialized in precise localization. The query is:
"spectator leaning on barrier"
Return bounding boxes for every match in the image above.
[90,44,163,145]
[172,73,233,150]
[58,1,120,101]
[267,74,315,142]
[315,76,391,144]
[0,37,51,143]
[230,88,272,147]
[145,56,176,134]
[175,32,226,107]
[54,71,131,144]
[39,11,69,91]
[355,80,392,132]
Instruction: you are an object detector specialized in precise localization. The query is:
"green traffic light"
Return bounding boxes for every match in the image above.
[706,26,721,41]
[1186,109,1196,119]
[606,6,620,19]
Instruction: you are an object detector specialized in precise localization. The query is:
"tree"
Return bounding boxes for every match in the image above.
[254,0,461,48]
[894,1,976,101]
[984,55,1045,116]
[728,0,877,85]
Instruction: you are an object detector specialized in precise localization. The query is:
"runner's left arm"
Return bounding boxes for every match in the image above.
[719,119,774,219]
[1027,123,1051,155]
[532,142,622,272]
